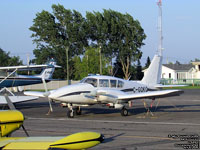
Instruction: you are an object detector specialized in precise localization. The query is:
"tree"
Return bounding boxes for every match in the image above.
[29,4,87,80]
[136,60,143,80]
[144,56,151,69]
[73,47,111,80]
[113,13,146,80]
[30,7,146,80]
[86,11,110,75]
[86,10,146,79]
[0,48,22,66]
[113,56,126,79]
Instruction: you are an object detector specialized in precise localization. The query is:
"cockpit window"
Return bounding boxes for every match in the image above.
[117,80,124,88]
[110,80,117,88]
[82,78,97,87]
[80,78,86,83]
[99,79,109,87]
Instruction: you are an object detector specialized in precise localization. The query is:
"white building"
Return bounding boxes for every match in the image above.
[161,62,200,84]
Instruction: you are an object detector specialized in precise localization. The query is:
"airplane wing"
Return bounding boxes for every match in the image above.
[24,90,55,98]
[117,89,183,101]
[0,132,104,150]
[94,89,183,103]
[0,96,38,104]
[154,84,187,88]
[0,64,61,71]
[23,91,46,97]
[0,65,48,70]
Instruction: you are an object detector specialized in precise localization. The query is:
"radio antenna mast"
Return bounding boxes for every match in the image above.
[157,0,163,56]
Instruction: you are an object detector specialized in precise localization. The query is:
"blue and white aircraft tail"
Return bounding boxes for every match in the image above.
[19,59,57,80]
[36,62,55,80]
[0,59,60,105]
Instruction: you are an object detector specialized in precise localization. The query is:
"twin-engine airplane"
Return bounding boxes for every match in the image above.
[0,59,60,105]
[0,110,104,150]
[25,53,184,118]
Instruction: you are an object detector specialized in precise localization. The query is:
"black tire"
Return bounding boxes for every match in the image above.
[67,110,74,118]
[121,108,128,116]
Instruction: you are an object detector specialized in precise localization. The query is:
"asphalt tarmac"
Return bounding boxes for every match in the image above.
[10,89,200,149]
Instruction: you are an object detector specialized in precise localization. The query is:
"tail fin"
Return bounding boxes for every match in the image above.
[36,59,56,79]
[141,54,163,86]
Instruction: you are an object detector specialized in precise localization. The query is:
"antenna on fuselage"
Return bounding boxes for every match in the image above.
[157,0,163,56]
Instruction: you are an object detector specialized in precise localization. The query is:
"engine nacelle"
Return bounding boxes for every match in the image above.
[114,104,124,109]
[61,103,67,107]
[107,103,124,109]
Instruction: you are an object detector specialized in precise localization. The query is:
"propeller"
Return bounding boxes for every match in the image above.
[4,93,29,137]
[42,78,53,114]
[21,124,29,137]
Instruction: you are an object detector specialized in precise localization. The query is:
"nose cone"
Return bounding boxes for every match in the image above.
[48,83,94,101]
[48,92,57,100]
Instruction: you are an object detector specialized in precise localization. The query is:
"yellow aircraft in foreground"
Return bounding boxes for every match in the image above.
[0,110,104,150]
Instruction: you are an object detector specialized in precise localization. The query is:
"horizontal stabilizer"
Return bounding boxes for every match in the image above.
[0,96,38,105]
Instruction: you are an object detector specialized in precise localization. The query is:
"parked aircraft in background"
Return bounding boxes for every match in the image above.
[25,53,184,118]
[0,59,60,105]
[0,58,60,88]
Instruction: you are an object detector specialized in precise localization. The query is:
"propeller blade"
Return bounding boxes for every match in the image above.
[21,125,29,137]
[48,98,53,112]
[42,78,53,113]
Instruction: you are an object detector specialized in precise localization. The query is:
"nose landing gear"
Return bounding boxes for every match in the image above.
[67,104,74,118]
[67,105,82,118]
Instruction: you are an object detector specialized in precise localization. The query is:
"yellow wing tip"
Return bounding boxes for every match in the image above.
[50,131,104,150]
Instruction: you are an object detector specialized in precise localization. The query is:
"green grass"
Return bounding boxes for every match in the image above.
[163,85,200,90]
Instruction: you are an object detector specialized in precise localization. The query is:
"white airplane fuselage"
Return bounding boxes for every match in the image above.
[48,75,149,105]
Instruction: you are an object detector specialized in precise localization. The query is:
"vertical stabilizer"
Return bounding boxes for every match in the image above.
[36,59,56,79]
[141,54,162,86]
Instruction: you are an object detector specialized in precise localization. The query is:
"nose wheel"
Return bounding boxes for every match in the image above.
[67,109,74,118]
[67,104,74,118]
[67,105,82,118]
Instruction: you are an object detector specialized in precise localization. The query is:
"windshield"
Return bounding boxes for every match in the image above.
[81,78,97,87]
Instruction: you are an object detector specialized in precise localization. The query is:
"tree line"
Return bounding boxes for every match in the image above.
[0,48,22,66]
[1,4,152,80]
[29,4,148,80]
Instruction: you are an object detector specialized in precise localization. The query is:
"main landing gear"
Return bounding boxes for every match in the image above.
[121,107,128,116]
[75,106,82,115]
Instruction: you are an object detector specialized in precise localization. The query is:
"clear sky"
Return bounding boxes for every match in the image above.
[0,0,200,65]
